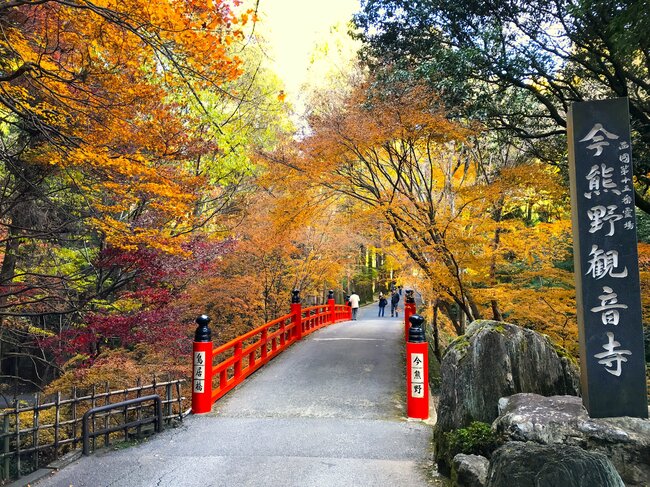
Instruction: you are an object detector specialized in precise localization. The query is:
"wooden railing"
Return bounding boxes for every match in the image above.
[0,376,185,483]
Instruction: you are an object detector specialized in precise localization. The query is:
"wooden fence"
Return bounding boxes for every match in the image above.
[0,376,186,483]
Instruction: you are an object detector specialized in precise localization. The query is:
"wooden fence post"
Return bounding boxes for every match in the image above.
[2,414,9,480]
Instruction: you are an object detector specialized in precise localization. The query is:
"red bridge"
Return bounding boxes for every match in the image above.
[32,290,434,487]
[192,290,353,412]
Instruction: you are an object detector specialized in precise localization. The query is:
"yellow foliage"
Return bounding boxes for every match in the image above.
[264,76,579,352]
[47,348,186,394]
[1,0,250,257]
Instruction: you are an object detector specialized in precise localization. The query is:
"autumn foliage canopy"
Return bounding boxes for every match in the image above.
[1,1,648,394]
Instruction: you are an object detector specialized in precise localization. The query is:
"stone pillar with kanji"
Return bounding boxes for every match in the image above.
[568,97,648,418]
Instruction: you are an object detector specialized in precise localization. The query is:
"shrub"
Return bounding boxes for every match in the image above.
[442,421,502,460]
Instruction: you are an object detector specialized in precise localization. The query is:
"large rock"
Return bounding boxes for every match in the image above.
[494,393,650,486]
[452,453,488,487]
[436,320,580,434]
[485,442,625,487]
[434,321,580,473]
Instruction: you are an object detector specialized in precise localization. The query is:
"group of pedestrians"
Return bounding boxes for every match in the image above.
[347,287,403,320]
[378,290,400,318]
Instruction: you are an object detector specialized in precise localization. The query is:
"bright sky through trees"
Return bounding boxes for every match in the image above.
[256,0,360,101]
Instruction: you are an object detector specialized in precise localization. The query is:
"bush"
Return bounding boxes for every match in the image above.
[442,421,502,461]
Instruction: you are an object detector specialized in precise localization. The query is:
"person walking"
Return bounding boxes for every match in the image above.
[349,291,360,320]
[378,293,387,317]
[390,290,400,317]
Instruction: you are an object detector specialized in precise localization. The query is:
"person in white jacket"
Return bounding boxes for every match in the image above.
[349,292,360,320]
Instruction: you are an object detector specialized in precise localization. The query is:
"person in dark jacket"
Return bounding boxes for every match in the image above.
[390,291,400,317]
[378,293,387,317]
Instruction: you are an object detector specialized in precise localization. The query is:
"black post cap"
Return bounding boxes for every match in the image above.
[194,315,212,342]
[405,289,415,303]
[291,289,301,303]
[408,314,426,343]
[327,289,334,300]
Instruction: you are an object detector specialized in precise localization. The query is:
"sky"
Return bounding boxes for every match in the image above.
[255,0,361,100]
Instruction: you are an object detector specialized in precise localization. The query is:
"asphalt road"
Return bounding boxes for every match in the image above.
[34,303,436,487]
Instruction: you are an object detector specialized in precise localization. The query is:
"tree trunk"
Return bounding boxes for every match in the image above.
[491,300,503,321]
[489,201,504,322]
[0,219,25,381]
[432,301,441,361]
[0,157,41,383]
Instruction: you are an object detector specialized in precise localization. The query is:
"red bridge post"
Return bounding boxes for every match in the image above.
[406,314,429,420]
[291,289,302,340]
[345,295,352,320]
[328,289,336,324]
[192,315,213,414]
[404,289,416,341]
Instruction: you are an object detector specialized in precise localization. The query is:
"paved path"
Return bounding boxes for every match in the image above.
[35,304,436,487]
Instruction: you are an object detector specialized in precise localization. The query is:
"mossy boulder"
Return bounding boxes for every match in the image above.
[434,320,580,471]
[494,393,650,486]
[486,442,624,487]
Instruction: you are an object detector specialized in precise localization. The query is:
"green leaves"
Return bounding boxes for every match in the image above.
[355,0,650,214]
[442,421,502,461]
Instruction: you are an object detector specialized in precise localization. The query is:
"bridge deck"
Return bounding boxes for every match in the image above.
[35,304,436,487]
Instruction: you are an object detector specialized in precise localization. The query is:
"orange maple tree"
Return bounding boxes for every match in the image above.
[0,0,256,386]
[1,0,252,252]
[265,78,578,356]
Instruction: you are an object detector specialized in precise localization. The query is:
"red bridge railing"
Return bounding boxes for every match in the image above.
[191,292,351,413]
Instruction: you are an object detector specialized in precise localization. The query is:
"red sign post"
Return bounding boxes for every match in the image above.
[406,314,429,420]
[328,289,336,324]
[192,315,214,414]
[291,289,303,340]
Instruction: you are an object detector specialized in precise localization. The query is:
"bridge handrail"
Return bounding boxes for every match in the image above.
[211,313,296,402]
[301,304,330,336]
[212,312,295,356]
[200,299,351,407]
[334,304,349,321]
